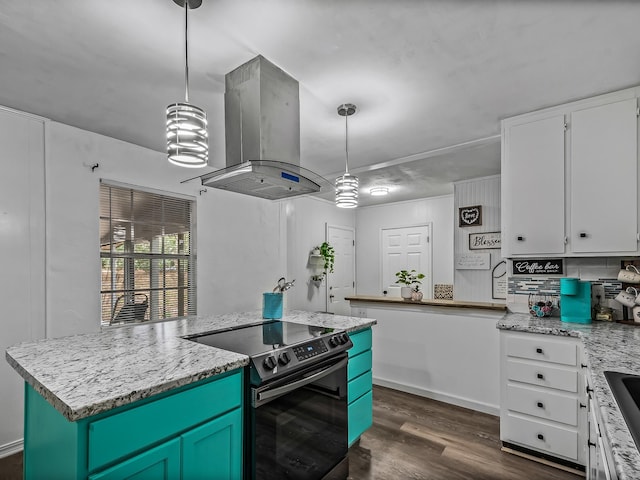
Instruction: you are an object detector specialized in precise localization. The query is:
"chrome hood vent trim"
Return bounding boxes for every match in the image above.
[197,55,330,199]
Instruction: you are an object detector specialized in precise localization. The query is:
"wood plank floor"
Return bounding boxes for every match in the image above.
[0,385,582,480]
[348,385,581,480]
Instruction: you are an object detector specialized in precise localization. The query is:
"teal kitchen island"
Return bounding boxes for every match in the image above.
[6,310,376,480]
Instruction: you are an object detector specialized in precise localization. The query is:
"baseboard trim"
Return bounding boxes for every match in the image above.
[372,377,500,416]
[0,438,23,459]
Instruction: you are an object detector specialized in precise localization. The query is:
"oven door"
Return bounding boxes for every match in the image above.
[248,353,349,480]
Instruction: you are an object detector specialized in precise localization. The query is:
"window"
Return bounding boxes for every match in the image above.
[100,182,196,326]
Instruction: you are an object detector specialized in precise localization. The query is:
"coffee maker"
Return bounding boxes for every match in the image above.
[559,278,592,324]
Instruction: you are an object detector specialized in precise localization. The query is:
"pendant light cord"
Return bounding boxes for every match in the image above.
[344,113,349,174]
[184,0,190,103]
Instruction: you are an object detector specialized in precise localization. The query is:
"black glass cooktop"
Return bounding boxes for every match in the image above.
[189,321,337,357]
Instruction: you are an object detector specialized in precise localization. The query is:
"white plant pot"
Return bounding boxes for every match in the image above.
[400,286,413,299]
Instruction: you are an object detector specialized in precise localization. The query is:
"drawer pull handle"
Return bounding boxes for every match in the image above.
[579,232,587,238]
[517,236,525,241]
[537,402,544,408]
[537,434,544,441]
[536,348,543,354]
[581,363,588,369]
[536,373,544,380]
[580,403,587,409]
[588,441,597,448]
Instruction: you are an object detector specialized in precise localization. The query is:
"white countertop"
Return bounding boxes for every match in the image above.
[5,310,376,422]
[498,314,640,480]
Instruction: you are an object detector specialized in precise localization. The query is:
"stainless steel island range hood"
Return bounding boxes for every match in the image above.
[198,56,330,200]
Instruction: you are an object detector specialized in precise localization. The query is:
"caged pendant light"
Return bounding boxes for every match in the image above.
[166,0,208,168]
[335,103,358,208]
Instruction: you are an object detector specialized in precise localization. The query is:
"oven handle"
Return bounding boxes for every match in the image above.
[253,356,348,407]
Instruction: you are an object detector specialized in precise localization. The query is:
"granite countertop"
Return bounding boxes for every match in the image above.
[346,295,507,311]
[498,314,640,480]
[6,310,376,422]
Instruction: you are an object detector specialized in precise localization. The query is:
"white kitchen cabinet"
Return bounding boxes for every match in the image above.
[502,115,566,256]
[570,98,638,253]
[501,87,640,258]
[586,369,617,480]
[500,331,588,469]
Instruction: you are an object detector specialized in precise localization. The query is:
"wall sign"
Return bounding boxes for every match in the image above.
[455,252,491,270]
[492,260,507,299]
[458,205,482,227]
[469,231,501,250]
[512,259,564,275]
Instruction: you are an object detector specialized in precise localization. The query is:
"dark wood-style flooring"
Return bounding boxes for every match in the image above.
[0,385,581,480]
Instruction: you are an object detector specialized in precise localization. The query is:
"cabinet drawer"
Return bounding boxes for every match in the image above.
[506,335,577,366]
[507,384,578,426]
[507,359,578,393]
[348,328,372,358]
[348,370,372,404]
[348,350,372,381]
[503,413,578,461]
[88,371,242,471]
[348,390,373,446]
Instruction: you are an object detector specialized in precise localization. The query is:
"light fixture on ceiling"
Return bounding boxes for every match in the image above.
[369,186,389,196]
[166,0,208,168]
[335,103,358,208]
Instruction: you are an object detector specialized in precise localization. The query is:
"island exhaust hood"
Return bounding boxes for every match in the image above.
[198,56,330,200]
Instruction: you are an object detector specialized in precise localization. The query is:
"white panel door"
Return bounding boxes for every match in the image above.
[326,225,355,315]
[381,225,431,298]
[570,98,638,253]
[502,115,566,256]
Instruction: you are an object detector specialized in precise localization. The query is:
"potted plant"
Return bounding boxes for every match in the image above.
[395,269,425,300]
[411,284,424,302]
[319,242,335,274]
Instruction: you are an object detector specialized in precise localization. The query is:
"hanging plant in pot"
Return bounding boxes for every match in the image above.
[395,269,425,300]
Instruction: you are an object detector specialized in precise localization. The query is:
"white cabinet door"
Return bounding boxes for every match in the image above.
[502,115,566,256]
[570,98,638,253]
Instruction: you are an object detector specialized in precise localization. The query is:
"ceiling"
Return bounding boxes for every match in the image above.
[1,1,639,206]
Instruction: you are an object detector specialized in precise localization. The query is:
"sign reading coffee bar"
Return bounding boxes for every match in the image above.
[512,259,564,275]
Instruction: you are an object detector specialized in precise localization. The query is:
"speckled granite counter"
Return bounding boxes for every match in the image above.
[498,314,640,480]
[6,310,376,422]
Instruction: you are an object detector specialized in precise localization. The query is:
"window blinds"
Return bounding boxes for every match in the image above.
[99,183,196,326]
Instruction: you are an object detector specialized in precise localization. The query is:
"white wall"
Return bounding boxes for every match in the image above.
[45,121,283,337]
[283,196,355,312]
[355,195,454,296]
[363,304,502,415]
[0,109,46,456]
[453,175,503,302]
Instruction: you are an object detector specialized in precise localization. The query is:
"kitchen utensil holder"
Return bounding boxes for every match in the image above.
[263,292,283,319]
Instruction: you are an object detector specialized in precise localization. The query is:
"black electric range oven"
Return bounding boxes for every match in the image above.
[188,320,353,480]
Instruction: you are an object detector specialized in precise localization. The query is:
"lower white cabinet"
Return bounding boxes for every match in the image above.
[586,370,617,480]
[500,330,588,468]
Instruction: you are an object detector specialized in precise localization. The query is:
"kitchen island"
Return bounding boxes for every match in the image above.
[498,314,640,480]
[5,310,376,479]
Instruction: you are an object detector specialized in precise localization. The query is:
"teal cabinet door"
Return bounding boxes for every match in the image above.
[182,408,243,480]
[88,438,180,480]
[348,390,373,446]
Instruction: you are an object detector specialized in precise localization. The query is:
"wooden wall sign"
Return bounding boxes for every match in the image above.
[459,205,482,227]
[512,259,564,275]
[455,252,491,270]
[469,232,501,250]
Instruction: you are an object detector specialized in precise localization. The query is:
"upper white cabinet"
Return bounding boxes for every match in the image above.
[570,98,638,253]
[502,88,640,257]
[502,115,566,256]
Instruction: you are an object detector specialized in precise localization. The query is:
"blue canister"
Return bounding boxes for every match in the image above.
[262,292,283,319]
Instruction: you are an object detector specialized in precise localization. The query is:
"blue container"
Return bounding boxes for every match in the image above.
[262,293,283,319]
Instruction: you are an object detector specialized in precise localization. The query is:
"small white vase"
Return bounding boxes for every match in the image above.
[400,286,412,300]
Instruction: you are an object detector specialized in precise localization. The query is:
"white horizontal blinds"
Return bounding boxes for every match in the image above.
[99,183,196,326]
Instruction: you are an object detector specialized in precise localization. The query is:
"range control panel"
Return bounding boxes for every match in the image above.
[252,331,353,384]
[293,339,329,361]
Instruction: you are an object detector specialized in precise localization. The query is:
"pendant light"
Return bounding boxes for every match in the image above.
[335,103,358,208]
[166,0,208,168]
